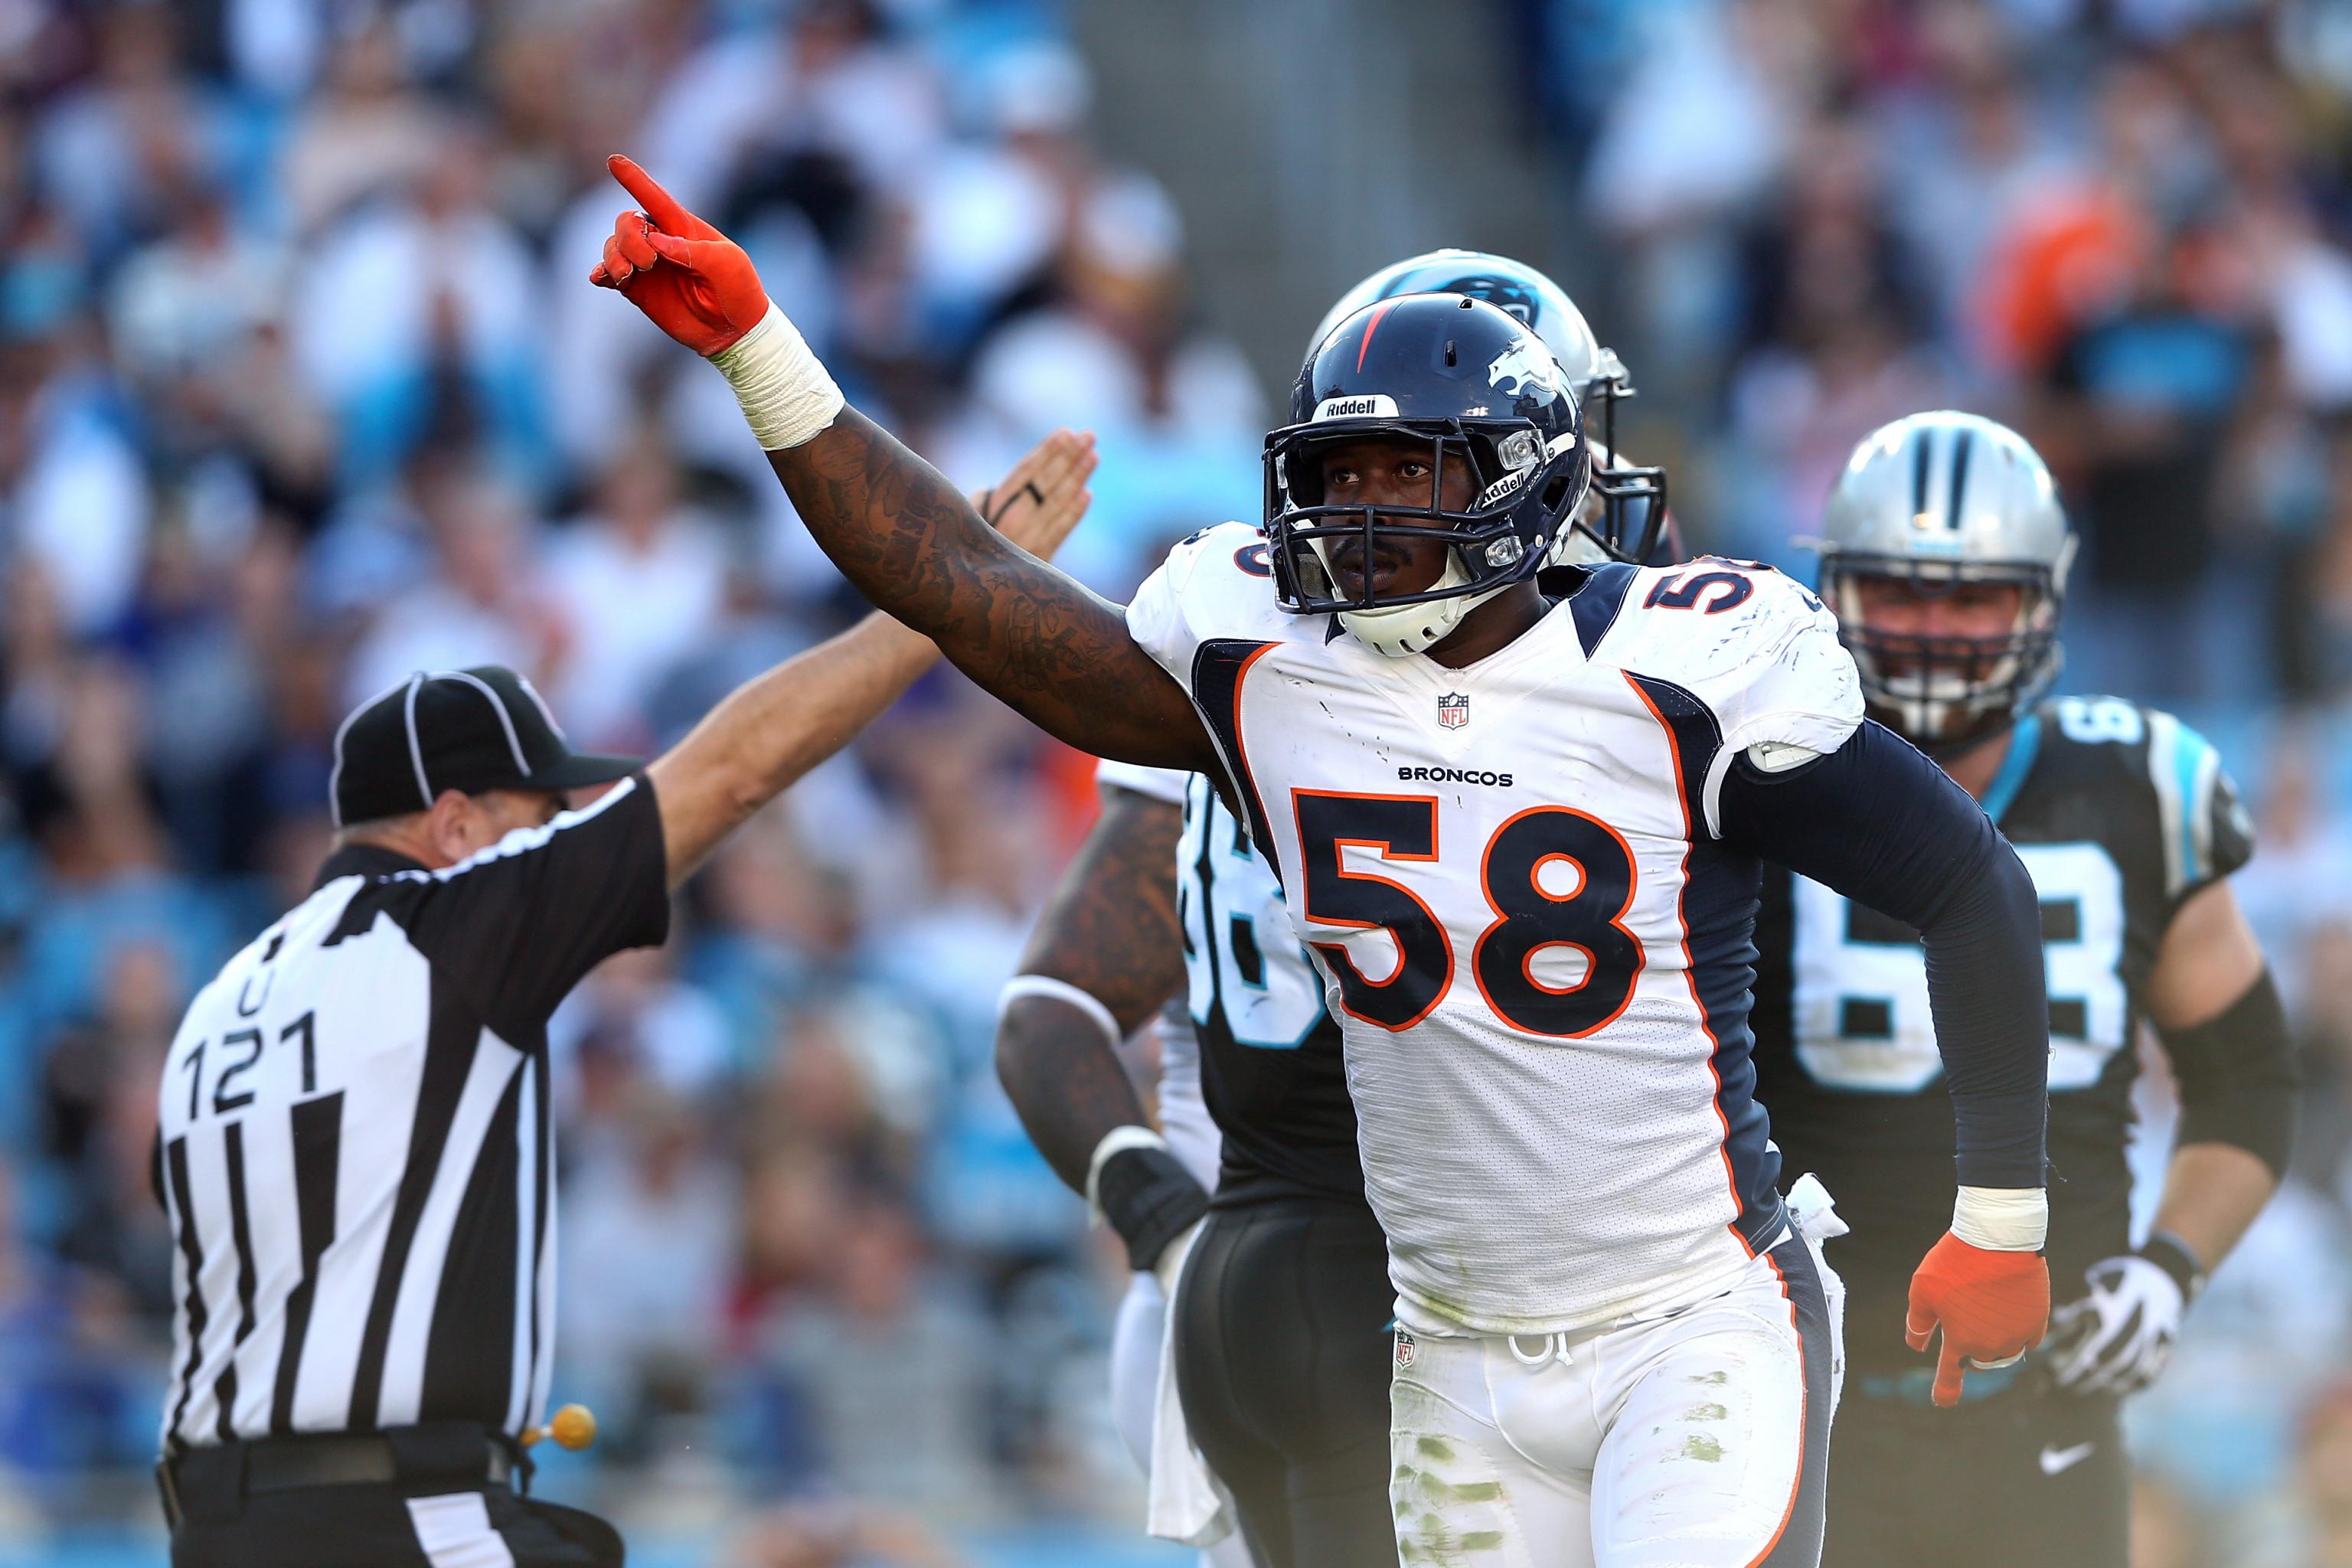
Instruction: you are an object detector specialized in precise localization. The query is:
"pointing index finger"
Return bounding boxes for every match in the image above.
[608,154,694,234]
[1932,1337,1965,1406]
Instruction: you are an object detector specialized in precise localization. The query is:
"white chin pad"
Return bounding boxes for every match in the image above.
[1339,596,1470,658]
[1331,550,1499,657]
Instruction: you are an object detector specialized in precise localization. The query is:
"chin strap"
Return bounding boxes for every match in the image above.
[1334,554,1512,657]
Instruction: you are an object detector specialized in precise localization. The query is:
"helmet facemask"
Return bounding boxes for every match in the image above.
[1550,356,1669,569]
[1824,554,2066,753]
[1265,420,1585,657]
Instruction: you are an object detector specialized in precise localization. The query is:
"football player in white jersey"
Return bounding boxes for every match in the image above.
[592,158,2056,1568]
[991,253,1672,1568]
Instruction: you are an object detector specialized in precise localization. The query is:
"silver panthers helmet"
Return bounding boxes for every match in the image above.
[1816,411,2076,750]
[1312,250,1667,567]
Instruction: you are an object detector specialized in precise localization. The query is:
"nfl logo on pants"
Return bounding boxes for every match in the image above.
[1438,693,1468,730]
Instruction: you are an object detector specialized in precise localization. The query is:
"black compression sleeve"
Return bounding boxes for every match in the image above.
[1096,1145,1211,1271]
[1720,719,2050,1189]
[2163,967,2298,1180]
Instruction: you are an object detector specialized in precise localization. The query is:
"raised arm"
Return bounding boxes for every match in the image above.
[590,155,1216,775]
[648,430,1097,885]
[1721,719,2053,1406]
[995,779,1205,1282]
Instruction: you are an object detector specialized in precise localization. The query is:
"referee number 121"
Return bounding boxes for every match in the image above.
[181,1011,318,1119]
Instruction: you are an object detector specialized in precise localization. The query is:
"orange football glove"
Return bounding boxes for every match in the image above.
[1905,1230,2050,1407]
[588,155,769,358]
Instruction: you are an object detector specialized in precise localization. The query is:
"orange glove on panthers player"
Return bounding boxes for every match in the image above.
[1905,1230,2050,1407]
[587,155,767,358]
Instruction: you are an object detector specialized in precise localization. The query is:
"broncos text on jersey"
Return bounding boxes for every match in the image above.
[1126,524,1864,1335]
[1752,696,2252,1377]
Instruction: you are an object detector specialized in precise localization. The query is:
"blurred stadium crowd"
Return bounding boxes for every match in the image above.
[0,0,2350,1564]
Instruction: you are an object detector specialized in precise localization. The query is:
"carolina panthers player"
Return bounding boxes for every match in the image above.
[1752,411,2298,1568]
[593,156,2056,1568]
[992,254,1667,1568]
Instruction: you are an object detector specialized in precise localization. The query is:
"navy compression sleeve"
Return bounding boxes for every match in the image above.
[1720,719,2050,1190]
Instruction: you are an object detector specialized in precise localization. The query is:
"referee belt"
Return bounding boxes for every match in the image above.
[158,1421,525,1529]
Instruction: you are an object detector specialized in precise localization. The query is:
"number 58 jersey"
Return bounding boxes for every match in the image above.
[1127,524,1864,1337]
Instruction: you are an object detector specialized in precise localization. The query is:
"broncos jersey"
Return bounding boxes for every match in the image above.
[1753,696,2252,1376]
[1128,524,1864,1336]
[1093,758,1363,1206]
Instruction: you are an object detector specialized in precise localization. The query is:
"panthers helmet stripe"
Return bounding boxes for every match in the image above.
[1909,426,1933,523]
[1945,426,1975,532]
[1355,299,1403,372]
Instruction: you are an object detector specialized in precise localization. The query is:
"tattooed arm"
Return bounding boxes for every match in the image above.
[998,779,1210,1272]
[586,155,1216,773]
[997,782,1189,1191]
[769,412,1216,770]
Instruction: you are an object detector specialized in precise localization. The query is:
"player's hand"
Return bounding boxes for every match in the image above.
[2045,1253,2187,1397]
[1905,1230,2050,1407]
[970,430,1098,563]
[589,154,769,357]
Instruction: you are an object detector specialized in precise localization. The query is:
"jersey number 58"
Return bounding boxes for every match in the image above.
[1292,791,1644,1036]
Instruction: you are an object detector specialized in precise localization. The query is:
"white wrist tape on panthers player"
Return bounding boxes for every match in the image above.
[710,301,844,450]
[1952,1185,2048,1252]
[1086,1125,1171,1223]
[998,974,1122,1050]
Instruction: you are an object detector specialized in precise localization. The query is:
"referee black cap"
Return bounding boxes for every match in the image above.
[331,667,639,828]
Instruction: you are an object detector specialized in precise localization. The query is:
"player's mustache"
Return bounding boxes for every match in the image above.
[1328,540,1411,577]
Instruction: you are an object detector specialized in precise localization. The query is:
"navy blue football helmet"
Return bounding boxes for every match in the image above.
[1263,292,1592,656]
[1311,250,1667,567]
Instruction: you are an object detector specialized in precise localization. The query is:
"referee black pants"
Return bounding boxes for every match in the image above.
[166,1426,624,1567]
[1172,1194,1396,1568]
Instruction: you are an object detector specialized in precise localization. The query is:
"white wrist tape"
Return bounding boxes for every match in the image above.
[710,301,844,450]
[1086,1125,1170,1222]
[1953,1185,2048,1252]
[998,974,1123,1050]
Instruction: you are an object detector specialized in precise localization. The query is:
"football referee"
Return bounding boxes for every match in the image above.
[148,433,1095,1567]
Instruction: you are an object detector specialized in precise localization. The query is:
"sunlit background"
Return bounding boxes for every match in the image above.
[1,1,2350,1565]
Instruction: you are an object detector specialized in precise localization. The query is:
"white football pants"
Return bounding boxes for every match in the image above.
[1390,1232,1844,1568]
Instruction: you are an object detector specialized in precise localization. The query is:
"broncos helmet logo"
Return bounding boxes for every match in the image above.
[1485,336,1559,401]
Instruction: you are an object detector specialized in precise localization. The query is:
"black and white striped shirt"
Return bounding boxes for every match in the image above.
[154,776,670,1452]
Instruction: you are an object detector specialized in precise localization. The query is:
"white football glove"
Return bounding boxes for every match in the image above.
[2047,1253,2188,1397]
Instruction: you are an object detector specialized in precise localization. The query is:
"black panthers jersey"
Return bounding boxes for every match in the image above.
[1752,696,2252,1376]
[1171,771,1365,1207]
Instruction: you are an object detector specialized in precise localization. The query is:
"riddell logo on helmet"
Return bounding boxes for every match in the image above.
[1315,394,1400,420]
[1476,468,1531,508]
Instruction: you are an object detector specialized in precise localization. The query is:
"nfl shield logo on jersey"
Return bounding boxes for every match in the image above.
[1438,693,1469,730]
